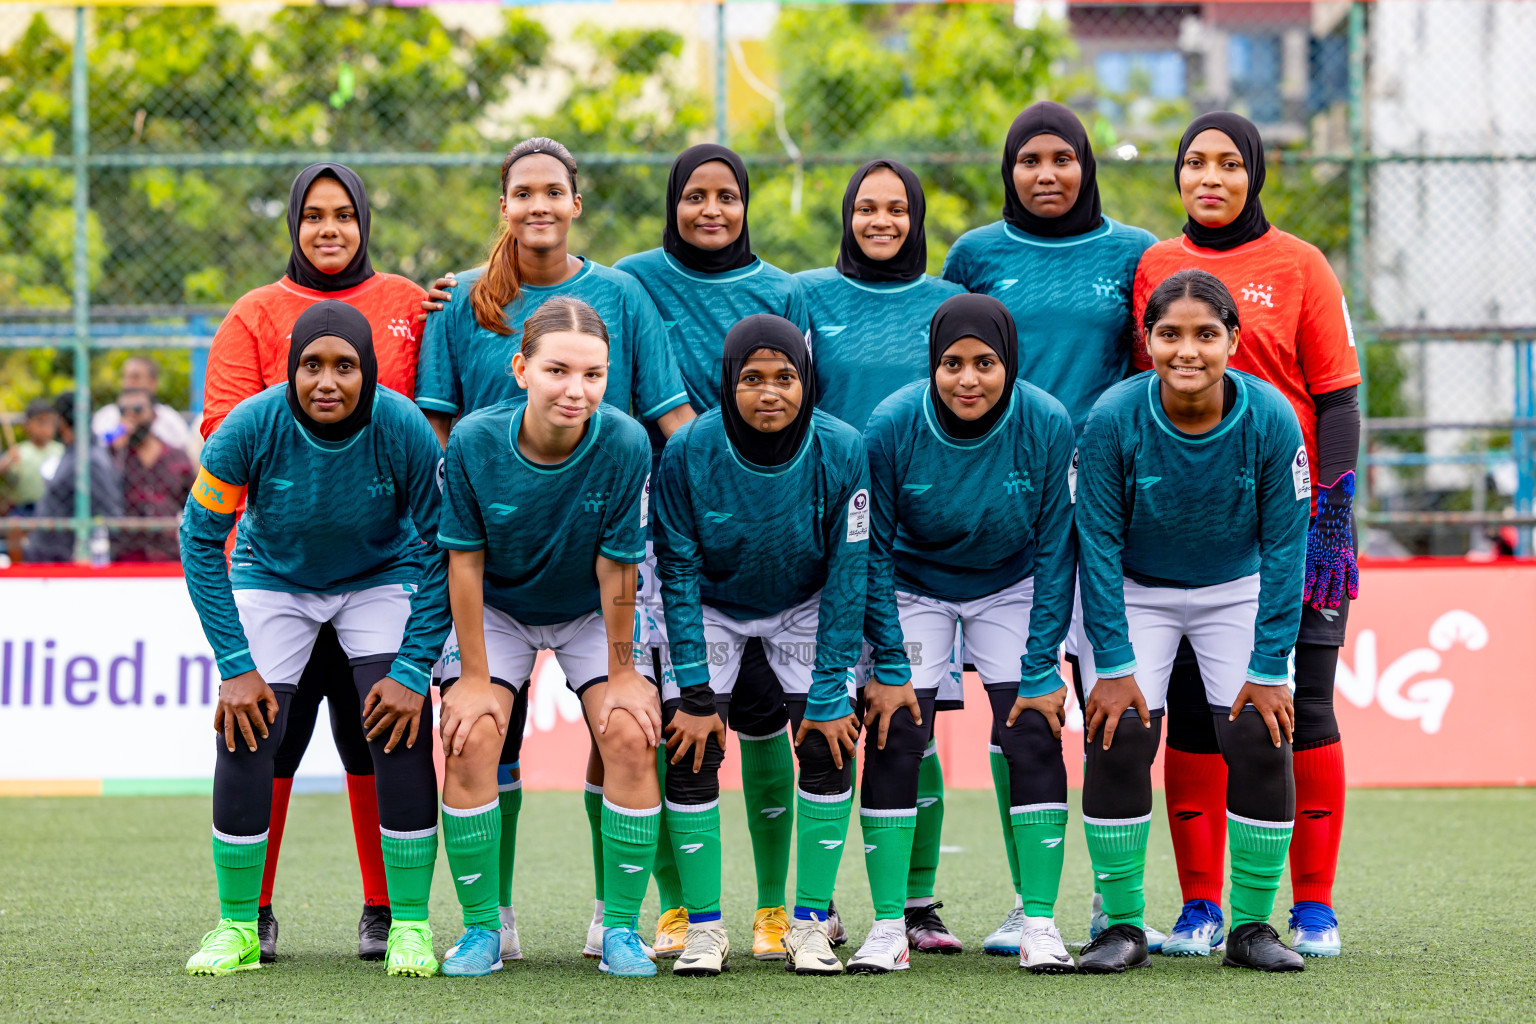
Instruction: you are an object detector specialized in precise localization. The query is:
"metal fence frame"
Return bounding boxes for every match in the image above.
[2,2,1533,560]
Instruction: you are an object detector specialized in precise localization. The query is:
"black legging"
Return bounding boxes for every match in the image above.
[271,623,375,778]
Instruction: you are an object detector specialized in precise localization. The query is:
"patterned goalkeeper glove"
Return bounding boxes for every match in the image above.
[1302,470,1360,609]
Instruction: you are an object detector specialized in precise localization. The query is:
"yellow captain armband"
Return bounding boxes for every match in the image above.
[192,466,244,514]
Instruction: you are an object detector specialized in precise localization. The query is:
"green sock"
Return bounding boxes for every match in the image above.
[990,746,1023,897]
[666,800,722,918]
[211,830,266,922]
[443,800,501,930]
[601,800,661,927]
[379,826,438,922]
[861,808,917,920]
[794,787,852,912]
[1228,814,1293,926]
[651,748,684,911]
[1083,814,1150,928]
[497,776,521,908]
[739,728,794,909]
[907,741,944,901]
[1011,803,1068,918]
[584,782,604,903]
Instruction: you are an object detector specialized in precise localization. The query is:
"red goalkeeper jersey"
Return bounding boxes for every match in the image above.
[1132,227,1361,499]
[201,273,426,439]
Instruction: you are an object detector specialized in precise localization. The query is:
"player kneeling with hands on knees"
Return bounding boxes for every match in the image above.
[180,301,451,978]
[433,297,662,979]
[852,294,1077,974]
[1073,269,1310,974]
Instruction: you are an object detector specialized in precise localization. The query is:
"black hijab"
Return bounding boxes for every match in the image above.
[1177,112,1271,251]
[835,159,927,284]
[928,293,1019,441]
[662,144,755,275]
[720,314,816,468]
[286,299,378,442]
[1001,101,1103,238]
[286,163,374,292]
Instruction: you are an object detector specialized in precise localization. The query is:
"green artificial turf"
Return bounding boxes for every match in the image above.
[2,788,1532,1022]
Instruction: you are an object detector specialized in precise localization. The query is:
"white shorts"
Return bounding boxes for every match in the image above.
[1073,574,1261,712]
[898,576,1036,693]
[439,606,634,697]
[660,591,854,704]
[233,584,412,691]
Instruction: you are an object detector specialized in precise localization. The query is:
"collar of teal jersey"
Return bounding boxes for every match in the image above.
[517,256,594,295]
[661,250,765,284]
[1001,218,1114,249]
[920,383,1017,450]
[1146,371,1248,444]
[507,402,603,474]
[290,391,378,453]
[726,414,817,478]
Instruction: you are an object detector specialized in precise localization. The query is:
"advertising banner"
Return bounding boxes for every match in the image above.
[1,561,1530,793]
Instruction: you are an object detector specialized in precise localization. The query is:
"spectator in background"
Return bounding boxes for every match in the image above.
[112,387,195,561]
[24,392,123,563]
[1,398,65,516]
[91,355,192,452]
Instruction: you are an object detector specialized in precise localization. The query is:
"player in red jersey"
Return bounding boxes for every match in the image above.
[1131,113,1359,959]
[201,163,429,963]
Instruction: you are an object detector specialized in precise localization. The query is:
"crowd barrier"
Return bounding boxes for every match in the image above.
[1,561,1529,795]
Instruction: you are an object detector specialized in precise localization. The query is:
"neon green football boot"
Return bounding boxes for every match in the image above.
[386,920,439,977]
[186,919,260,975]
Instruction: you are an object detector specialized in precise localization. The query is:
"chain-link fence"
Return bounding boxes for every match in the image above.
[1,0,1532,561]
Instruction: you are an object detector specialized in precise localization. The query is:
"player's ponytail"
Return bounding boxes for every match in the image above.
[519,296,609,362]
[472,137,580,335]
[1143,268,1241,338]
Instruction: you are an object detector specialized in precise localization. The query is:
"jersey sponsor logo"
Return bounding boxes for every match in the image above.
[995,278,1018,292]
[679,842,704,854]
[269,478,293,491]
[191,466,243,514]
[640,475,650,529]
[435,458,445,494]
[817,839,843,850]
[816,326,847,339]
[387,317,412,339]
[367,475,396,498]
[1135,476,1161,491]
[704,510,733,524]
[1235,467,1255,492]
[489,503,519,518]
[1003,470,1034,495]
[1068,449,1079,504]
[456,873,483,885]
[1240,281,1275,308]
[662,320,679,331]
[582,490,608,513]
[760,806,786,819]
[846,489,870,543]
[1292,445,1311,500]
[1091,276,1125,300]
[618,863,644,874]
[902,483,933,495]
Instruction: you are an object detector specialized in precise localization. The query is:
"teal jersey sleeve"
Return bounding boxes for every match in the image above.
[861,410,913,687]
[1249,402,1311,684]
[597,455,650,565]
[1019,407,1078,696]
[415,266,480,415]
[1075,388,1138,677]
[379,402,452,694]
[438,426,487,552]
[805,441,870,722]
[782,276,810,335]
[614,268,690,421]
[653,421,710,691]
[179,403,258,680]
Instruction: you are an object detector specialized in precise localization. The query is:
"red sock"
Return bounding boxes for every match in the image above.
[346,773,390,907]
[1164,748,1227,906]
[1290,740,1345,906]
[260,777,294,907]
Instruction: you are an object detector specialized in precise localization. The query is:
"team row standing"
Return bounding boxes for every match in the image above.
[180,101,1358,978]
